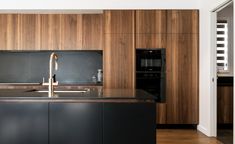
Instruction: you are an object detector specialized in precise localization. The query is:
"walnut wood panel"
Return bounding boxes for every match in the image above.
[40,14,61,50]
[0,15,8,49]
[166,34,199,124]
[18,14,41,50]
[60,14,81,50]
[156,103,167,124]
[136,10,167,34]
[217,85,233,124]
[135,34,166,48]
[167,10,199,34]
[0,14,20,50]
[104,10,135,34]
[82,14,103,50]
[104,34,135,89]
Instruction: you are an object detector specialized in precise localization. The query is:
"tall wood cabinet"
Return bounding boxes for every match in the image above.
[135,10,199,124]
[166,34,199,124]
[166,10,199,124]
[103,10,135,89]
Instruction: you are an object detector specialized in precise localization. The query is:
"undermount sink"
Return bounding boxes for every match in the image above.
[26,88,90,94]
[36,90,88,93]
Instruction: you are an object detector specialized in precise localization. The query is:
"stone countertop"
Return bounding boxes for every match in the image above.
[0,88,156,103]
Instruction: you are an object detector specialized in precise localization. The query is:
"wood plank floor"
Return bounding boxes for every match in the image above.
[157,129,223,144]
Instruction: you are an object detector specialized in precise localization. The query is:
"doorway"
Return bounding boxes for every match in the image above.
[214,1,234,143]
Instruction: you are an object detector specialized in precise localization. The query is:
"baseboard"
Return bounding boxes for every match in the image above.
[197,124,210,136]
[157,124,197,129]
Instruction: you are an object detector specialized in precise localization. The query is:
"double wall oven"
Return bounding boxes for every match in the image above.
[136,49,166,102]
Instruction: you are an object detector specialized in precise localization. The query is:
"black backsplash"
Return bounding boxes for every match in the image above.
[0,51,102,84]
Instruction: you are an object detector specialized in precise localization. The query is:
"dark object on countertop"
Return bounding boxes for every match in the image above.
[53,74,56,82]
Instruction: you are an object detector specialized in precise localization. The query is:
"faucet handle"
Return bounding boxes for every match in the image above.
[53,81,59,86]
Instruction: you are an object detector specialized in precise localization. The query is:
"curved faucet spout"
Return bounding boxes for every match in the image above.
[49,53,58,79]
[48,52,59,98]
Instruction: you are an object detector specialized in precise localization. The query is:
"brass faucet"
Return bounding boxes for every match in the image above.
[43,52,59,98]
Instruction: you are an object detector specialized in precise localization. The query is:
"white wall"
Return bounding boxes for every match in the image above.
[0,0,199,9]
[198,0,233,137]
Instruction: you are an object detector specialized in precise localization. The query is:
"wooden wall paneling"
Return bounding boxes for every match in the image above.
[166,34,199,124]
[0,14,20,50]
[82,14,103,50]
[104,10,135,34]
[167,10,199,34]
[217,85,233,124]
[135,34,166,49]
[60,14,81,50]
[104,34,135,89]
[18,14,41,50]
[0,15,8,49]
[6,14,20,50]
[156,103,167,124]
[40,14,62,50]
[136,10,167,34]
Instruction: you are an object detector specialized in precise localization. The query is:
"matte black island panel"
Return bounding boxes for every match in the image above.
[49,103,102,144]
[0,103,48,144]
[0,101,156,144]
[103,103,156,144]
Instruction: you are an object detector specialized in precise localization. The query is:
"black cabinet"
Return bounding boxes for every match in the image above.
[49,103,102,144]
[0,102,156,144]
[0,103,48,144]
[103,103,156,144]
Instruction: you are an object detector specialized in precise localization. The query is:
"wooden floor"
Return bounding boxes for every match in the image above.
[157,129,223,144]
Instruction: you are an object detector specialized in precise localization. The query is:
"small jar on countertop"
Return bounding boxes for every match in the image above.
[97,69,103,83]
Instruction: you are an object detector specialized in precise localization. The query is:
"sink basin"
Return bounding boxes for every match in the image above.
[26,88,90,94]
[36,90,88,93]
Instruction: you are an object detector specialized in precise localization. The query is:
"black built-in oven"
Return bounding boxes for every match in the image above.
[136,49,166,102]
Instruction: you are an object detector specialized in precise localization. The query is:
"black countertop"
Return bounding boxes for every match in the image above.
[0,88,156,103]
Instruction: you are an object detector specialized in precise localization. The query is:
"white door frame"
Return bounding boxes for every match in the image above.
[210,0,233,139]
[210,9,217,137]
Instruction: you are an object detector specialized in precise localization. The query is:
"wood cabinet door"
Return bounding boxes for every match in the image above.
[82,14,103,50]
[136,10,166,34]
[60,14,81,50]
[104,10,135,34]
[156,103,167,124]
[167,10,199,34]
[166,34,199,124]
[40,14,61,50]
[217,85,233,124]
[0,14,20,50]
[136,34,166,49]
[104,34,135,89]
[18,14,41,50]
[135,10,166,49]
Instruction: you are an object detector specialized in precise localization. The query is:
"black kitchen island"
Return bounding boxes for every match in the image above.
[0,89,156,144]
